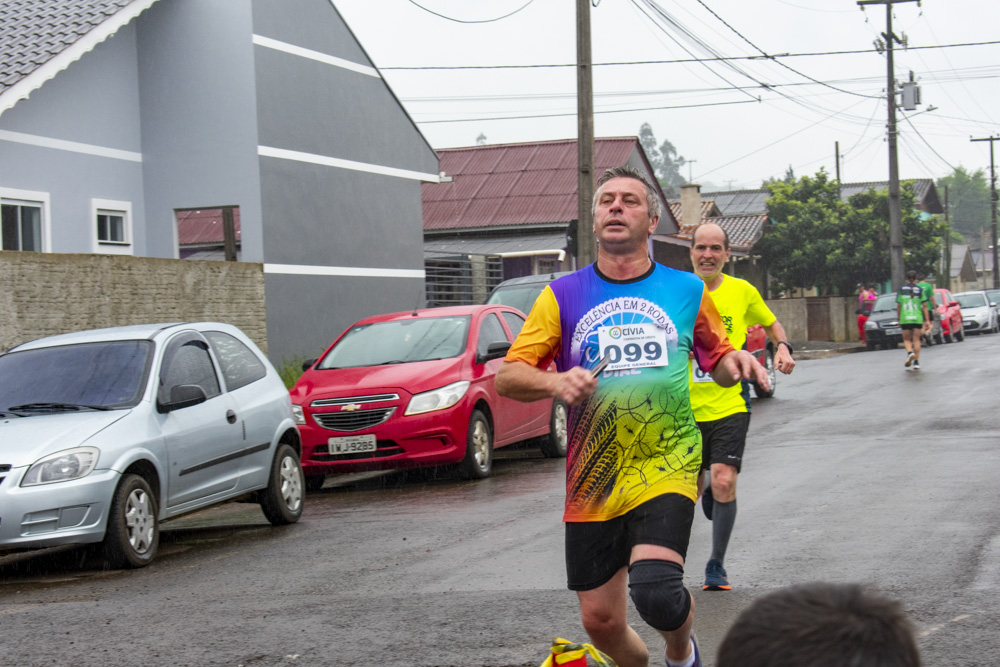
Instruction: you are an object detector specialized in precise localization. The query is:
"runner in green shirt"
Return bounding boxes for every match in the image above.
[897,271,930,369]
[917,273,934,345]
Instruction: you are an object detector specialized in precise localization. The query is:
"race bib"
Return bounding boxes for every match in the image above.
[691,363,716,384]
[596,323,669,371]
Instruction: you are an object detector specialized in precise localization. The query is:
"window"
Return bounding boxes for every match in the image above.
[477,313,508,356]
[501,311,526,339]
[205,331,267,391]
[1,200,42,251]
[158,336,221,407]
[92,199,132,254]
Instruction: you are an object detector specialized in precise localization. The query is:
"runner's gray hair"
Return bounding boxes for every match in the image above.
[592,166,661,219]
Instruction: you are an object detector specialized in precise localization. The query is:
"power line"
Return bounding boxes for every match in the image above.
[415,97,760,124]
[379,39,1000,70]
[404,0,536,24]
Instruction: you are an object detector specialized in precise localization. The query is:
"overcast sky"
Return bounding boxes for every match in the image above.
[332,0,1000,192]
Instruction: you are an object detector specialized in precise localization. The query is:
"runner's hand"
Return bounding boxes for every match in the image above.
[553,367,599,406]
[775,346,795,374]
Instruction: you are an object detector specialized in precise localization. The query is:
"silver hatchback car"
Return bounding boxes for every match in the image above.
[0,322,304,568]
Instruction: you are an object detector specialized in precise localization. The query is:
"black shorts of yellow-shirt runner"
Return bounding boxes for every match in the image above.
[698,412,751,473]
[565,493,695,590]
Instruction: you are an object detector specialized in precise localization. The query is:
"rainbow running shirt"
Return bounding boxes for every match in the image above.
[505,263,733,522]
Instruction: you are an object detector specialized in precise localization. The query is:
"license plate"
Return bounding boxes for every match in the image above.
[885,327,901,335]
[328,434,377,455]
[964,321,974,327]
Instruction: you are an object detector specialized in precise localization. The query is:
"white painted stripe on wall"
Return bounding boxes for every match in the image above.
[0,129,143,162]
[252,35,380,78]
[264,263,425,279]
[258,145,441,183]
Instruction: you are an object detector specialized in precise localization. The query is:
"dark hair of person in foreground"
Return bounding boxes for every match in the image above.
[716,582,921,667]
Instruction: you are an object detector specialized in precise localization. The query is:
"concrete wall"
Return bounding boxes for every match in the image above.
[765,298,807,343]
[0,252,267,355]
[764,296,859,343]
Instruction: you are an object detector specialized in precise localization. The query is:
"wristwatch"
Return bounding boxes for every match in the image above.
[777,340,794,355]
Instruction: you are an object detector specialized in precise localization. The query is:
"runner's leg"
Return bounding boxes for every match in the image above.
[577,568,648,667]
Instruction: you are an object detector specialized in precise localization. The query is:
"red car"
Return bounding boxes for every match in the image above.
[289,305,565,490]
[932,288,965,344]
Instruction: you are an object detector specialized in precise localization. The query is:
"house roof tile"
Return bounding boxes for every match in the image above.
[422,137,678,233]
[0,0,156,114]
[176,208,242,246]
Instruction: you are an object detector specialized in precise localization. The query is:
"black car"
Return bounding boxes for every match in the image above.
[485,271,572,314]
[863,292,903,350]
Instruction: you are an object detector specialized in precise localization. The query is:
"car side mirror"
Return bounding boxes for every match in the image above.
[991,302,997,307]
[477,341,511,364]
[302,358,318,372]
[949,302,959,308]
[158,384,208,412]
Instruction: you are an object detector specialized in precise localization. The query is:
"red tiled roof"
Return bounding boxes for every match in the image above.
[423,137,676,232]
[177,208,242,245]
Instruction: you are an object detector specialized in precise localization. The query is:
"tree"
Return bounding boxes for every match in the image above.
[637,123,686,196]
[937,167,991,240]
[758,171,945,296]
[761,166,796,187]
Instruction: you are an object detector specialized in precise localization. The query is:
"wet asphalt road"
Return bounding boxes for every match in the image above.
[1,333,999,666]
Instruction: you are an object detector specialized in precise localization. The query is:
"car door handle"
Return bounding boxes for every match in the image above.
[226,410,237,424]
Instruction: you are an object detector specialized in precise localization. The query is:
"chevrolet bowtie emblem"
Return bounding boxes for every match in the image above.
[341,404,361,412]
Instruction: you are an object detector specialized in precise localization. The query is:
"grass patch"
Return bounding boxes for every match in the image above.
[276,355,310,389]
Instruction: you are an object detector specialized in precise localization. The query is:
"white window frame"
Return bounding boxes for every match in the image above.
[91,198,133,255]
[0,187,51,252]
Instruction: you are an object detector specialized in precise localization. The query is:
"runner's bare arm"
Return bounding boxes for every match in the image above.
[763,321,796,374]
[711,349,770,391]
[495,360,597,406]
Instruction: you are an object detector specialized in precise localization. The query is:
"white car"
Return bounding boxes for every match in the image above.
[0,322,304,568]
[954,291,1000,335]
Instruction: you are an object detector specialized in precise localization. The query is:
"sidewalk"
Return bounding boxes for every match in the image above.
[793,340,867,360]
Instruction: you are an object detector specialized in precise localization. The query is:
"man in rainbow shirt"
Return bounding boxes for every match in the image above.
[496,167,768,667]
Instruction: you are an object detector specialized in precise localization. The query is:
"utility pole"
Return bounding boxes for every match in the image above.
[575,0,596,267]
[943,185,951,291]
[858,0,917,291]
[971,135,999,288]
[685,159,697,183]
[835,141,841,182]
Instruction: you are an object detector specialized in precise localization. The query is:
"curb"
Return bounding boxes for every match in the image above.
[796,346,867,360]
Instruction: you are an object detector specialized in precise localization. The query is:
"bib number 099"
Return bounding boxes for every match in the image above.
[602,341,663,365]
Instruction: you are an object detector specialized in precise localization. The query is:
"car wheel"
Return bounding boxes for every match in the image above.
[540,400,569,458]
[259,444,304,525]
[866,340,878,351]
[934,331,944,345]
[460,409,493,479]
[956,326,965,342]
[304,475,326,493]
[102,473,158,569]
[751,347,776,398]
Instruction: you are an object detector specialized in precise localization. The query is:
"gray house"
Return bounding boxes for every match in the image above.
[0,0,440,364]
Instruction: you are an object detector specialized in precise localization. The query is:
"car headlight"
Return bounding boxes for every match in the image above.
[405,381,470,415]
[291,403,306,425]
[21,447,99,487]
[865,321,878,330]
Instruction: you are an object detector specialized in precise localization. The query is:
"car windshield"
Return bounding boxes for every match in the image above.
[986,289,1000,304]
[318,316,470,369]
[485,284,547,315]
[0,340,153,412]
[871,294,898,313]
[955,293,987,308]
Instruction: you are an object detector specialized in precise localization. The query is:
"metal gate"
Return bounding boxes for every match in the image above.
[424,252,504,307]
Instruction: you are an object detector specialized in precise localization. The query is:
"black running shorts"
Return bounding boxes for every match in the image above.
[901,323,922,330]
[698,411,750,473]
[564,493,694,591]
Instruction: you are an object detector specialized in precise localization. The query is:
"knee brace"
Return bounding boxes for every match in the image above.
[627,559,691,632]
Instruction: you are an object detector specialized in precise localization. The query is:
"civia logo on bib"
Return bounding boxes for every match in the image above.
[571,297,678,365]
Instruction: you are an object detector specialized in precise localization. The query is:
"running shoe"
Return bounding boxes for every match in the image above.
[701,485,713,521]
[904,351,915,367]
[913,359,920,370]
[665,634,702,667]
[703,558,731,591]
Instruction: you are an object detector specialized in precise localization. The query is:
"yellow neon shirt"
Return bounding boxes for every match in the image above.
[688,274,776,422]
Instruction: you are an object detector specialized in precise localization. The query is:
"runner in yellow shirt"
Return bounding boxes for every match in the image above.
[689,223,796,591]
